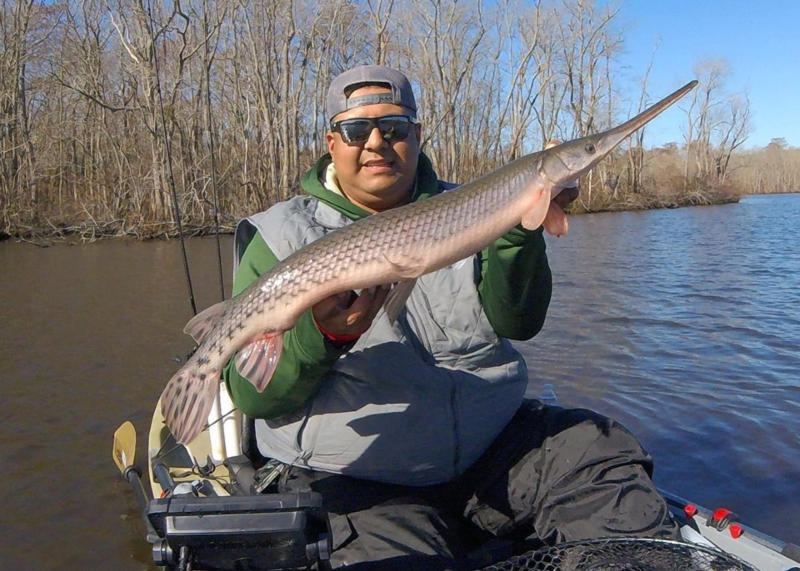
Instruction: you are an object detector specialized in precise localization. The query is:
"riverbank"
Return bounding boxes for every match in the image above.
[0,190,741,247]
[0,220,238,247]
[567,186,741,216]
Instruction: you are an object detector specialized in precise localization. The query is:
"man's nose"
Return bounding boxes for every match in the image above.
[364,125,389,150]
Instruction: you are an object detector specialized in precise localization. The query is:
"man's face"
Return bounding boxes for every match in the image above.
[326,85,421,213]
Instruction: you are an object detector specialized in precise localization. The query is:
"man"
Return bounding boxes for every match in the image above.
[225,65,677,569]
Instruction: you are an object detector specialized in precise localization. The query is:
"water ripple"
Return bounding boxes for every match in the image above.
[521,193,800,545]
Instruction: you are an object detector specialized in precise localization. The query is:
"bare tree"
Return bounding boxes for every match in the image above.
[493,0,548,162]
[681,58,751,190]
[1,0,58,227]
[366,0,395,66]
[558,0,622,138]
[556,0,623,206]
[407,0,487,181]
[1,0,794,240]
[712,92,751,182]
[531,4,568,146]
[625,38,659,196]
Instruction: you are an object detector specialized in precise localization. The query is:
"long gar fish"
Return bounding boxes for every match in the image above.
[161,80,698,445]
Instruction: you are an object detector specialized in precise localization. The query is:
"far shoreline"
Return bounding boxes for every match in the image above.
[4,192,798,248]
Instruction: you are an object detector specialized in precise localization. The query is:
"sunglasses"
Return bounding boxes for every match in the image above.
[330,115,417,145]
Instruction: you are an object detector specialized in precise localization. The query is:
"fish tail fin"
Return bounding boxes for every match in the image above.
[234,332,284,392]
[160,364,218,445]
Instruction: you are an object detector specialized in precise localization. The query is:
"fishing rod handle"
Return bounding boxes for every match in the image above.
[152,459,176,495]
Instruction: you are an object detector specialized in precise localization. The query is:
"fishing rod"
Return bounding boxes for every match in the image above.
[146,0,196,316]
[203,8,226,303]
[146,0,226,317]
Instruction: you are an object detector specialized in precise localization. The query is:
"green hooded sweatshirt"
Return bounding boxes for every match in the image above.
[224,153,552,419]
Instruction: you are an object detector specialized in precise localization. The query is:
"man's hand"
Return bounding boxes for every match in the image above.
[553,184,580,210]
[312,285,390,338]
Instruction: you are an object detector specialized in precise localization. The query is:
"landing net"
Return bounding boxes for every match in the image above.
[480,537,756,571]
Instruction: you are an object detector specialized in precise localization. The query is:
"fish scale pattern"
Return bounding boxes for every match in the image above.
[232,152,542,318]
[161,156,542,445]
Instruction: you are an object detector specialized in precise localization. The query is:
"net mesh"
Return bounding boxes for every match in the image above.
[480,538,757,571]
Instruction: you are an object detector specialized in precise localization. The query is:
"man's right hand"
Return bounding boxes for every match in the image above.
[312,285,390,338]
[553,184,580,210]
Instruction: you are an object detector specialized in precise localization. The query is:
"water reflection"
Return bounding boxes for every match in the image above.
[0,237,234,571]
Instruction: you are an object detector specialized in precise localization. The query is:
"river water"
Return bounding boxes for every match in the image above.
[1,193,798,570]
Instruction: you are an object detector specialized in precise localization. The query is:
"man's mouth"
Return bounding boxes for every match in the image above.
[362,159,394,171]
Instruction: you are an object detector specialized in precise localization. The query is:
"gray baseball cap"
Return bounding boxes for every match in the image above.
[326,65,417,124]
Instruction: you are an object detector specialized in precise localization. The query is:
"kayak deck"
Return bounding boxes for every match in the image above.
[140,403,800,571]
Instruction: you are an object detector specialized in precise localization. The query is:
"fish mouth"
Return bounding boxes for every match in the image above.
[546,80,698,185]
[595,80,698,156]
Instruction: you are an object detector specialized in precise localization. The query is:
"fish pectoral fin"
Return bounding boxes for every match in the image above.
[383,279,417,324]
[161,368,219,445]
[183,301,227,344]
[383,252,427,280]
[234,333,284,392]
[543,201,569,237]
[520,189,552,231]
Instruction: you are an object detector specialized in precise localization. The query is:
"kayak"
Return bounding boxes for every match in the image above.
[113,386,800,571]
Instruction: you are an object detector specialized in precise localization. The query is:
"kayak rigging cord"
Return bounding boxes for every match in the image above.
[153,406,237,462]
[146,0,227,318]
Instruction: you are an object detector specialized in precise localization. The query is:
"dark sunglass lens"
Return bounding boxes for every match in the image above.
[379,118,411,141]
[339,120,373,144]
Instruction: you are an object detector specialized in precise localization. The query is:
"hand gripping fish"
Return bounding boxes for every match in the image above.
[161,80,698,444]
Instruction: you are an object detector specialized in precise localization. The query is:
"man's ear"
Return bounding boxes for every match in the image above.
[414,123,422,144]
[326,131,335,154]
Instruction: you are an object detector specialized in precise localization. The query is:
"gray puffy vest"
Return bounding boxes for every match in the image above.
[234,195,528,486]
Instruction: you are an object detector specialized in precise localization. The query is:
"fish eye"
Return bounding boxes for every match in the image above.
[585,143,596,154]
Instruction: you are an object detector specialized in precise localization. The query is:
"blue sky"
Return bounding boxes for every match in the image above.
[610,0,800,148]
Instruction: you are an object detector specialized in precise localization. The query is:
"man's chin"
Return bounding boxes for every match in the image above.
[360,173,405,192]
[360,183,413,210]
